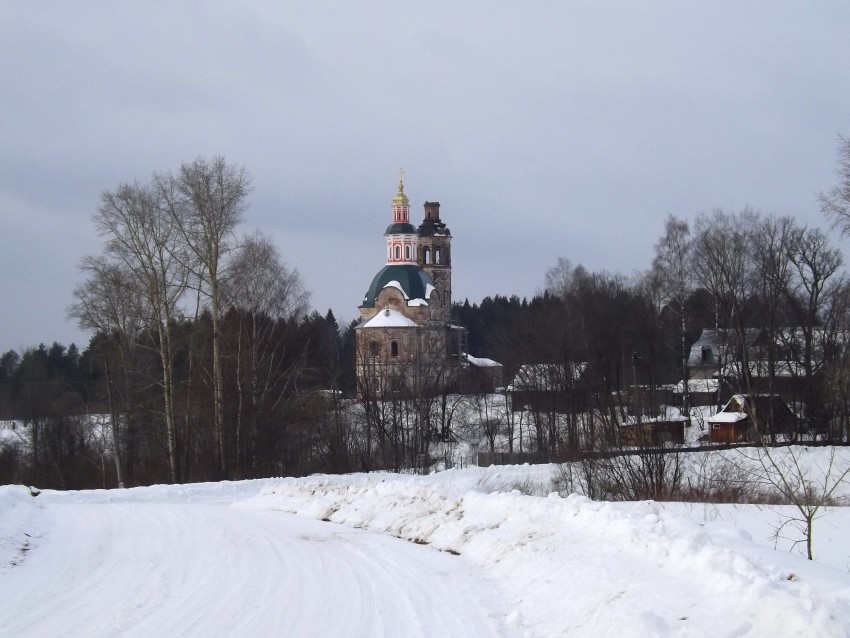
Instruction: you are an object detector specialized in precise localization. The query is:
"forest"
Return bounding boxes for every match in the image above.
[2,138,850,490]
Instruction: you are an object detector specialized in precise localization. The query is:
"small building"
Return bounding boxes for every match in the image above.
[459,354,503,394]
[506,363,587,413]
[623,385,675,418]
[706,394,798,443]
[618,420,686,447]
[673,377,733,407]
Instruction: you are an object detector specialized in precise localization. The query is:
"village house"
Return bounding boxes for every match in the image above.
[505,363,588,413]
[683,327,847,406]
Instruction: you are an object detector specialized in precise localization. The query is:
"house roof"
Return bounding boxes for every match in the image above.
[674,378,725,394]
[359,308,418,329]
[507,363,587,392]
[464,354,501,368]
[707,393,798,428]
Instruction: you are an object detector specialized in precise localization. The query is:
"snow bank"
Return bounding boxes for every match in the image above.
[246,472,850,637]
[34,478,282,506]
[0,485,41,570]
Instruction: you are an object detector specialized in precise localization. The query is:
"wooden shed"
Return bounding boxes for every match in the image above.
[706,394,798,443]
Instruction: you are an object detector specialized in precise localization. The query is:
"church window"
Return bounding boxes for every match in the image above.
[394,245,401,260]
[404,245,411,260]
[435,247,441,264]
[701,346,712,363]
[423,247,430,264]
[369,341,379,357]
[391,341,399,357]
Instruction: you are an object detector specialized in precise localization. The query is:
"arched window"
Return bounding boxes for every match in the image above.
[369,341,379,357]
[404,245,411,260]
[394,245,401,260]
[423,247,430,264]
[391,341,399,357]
[435,247,441,264]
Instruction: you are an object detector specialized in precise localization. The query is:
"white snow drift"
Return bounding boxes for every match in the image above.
[2,460,850,637]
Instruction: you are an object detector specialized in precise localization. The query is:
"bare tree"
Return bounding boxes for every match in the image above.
[741,444,850,560]
[70,256,147,340]
[748,216,796,441]
[160,156,251,476]
[692,209,759,393]
[543,257,575,299]
[85,182,189,483]
[784,226,844,435]
[652,215,693,415]
[819,135,850,234]
[68,256,146,487]
[223,232,309,478]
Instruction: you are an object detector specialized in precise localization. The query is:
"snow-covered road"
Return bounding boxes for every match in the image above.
[0,488,516,637]
[4,457,850,637]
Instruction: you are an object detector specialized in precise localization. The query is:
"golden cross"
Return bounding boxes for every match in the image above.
[398,167,405,188]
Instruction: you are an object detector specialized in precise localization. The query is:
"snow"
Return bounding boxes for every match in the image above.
[507,363,587,391]
[362,308,418,328]
[381,280,409,299]
[2,458,850,636]
[675,378,722,394]
[464,353,501,367]
[379,281,430,307]
[709,411,748,423]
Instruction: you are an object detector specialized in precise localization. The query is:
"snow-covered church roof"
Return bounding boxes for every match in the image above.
[360,264,435,308]
[360,308,418,328]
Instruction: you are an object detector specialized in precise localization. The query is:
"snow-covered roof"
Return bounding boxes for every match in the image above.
[361,264,434,309]
[507,363,587,391]
[361,308,418,328]
[464,354,501,368]
[383,280,408,298]
[674,378,723,394]
[707,411,747,424]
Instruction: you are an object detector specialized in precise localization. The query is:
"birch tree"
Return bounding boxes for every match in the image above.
[160,156,251,477]
[68,255,146,487]
[652,215,693,415]
[223,232,308,478]
[87,182,189,483]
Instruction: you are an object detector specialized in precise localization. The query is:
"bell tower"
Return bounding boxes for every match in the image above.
[384,172,419,265]
[417,201,452,321]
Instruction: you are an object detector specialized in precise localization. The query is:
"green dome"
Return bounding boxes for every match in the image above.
[361,264,435,308]
[385,222,417,235]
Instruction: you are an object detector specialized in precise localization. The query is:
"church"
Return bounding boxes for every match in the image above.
[355,175,499,397]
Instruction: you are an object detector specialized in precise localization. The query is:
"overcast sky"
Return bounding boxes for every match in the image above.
[2,2,849,353]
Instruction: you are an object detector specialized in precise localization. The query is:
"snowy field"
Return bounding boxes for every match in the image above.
[3,458,850,636]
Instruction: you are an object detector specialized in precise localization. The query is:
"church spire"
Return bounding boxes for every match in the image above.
[385,171,418,265]
[392,168,409,209]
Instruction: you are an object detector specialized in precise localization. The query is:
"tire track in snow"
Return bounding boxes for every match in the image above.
[0,497,519,637]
